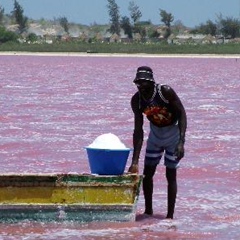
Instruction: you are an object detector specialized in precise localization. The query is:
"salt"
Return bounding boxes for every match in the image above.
[87,133,128,149]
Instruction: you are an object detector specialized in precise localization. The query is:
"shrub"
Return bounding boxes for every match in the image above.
[0,26,18,43]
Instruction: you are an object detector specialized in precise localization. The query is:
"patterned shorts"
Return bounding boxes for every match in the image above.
[144,123,180,169]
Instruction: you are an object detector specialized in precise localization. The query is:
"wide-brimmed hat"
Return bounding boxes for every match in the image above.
[133,66,155,83]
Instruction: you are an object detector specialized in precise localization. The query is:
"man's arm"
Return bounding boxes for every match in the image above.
[128,93,144,173]
[161,85,187,160]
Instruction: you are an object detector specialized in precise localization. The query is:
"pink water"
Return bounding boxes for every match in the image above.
[0,54,239,239]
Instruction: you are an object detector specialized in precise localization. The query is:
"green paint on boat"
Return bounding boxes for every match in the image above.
[0,174,142,222]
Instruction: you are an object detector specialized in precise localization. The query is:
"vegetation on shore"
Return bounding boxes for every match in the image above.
[1,0,240,55]
[0,41,240,55]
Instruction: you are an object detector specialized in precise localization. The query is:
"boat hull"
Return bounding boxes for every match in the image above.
[0,174,142,222]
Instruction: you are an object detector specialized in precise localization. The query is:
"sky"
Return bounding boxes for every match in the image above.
[1,0,240,28]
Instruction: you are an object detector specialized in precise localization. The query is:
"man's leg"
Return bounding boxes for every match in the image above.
[166,167,177,219]
[143,164,157,215]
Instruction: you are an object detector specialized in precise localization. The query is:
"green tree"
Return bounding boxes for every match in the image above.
[0,26,18,43]
[218,16,240,38]
[205,20,217,36]
[148,27,160,38]
[26,32,38,43]
[12,0,28,33]
[59,16,69,34]
[107,0,121,35]
[129,1,144,37]
[0,6,4,25]
[128,1,142,24]
[191,20,217,36]
[172,20,187,35]
[133,23,147,38]
[120,16,132,38]
[159,9,174,39]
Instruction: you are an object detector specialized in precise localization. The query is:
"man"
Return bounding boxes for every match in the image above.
[128,66,187,219]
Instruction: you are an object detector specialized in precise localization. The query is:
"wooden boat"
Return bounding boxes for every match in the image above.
[0,173,142,222]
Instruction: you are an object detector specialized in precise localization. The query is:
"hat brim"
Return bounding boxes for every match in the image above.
[133,71,155,83]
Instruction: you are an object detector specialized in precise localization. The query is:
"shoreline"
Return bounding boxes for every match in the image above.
[0,51,240,58]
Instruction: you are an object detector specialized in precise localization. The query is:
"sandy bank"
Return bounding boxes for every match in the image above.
[0,51,240,58]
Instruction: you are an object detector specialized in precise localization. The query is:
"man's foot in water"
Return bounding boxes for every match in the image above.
[166,213,173,219]
[144,209,153,216]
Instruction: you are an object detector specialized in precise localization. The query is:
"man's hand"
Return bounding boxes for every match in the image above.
[174,141,184,160]
[128,164,139,174]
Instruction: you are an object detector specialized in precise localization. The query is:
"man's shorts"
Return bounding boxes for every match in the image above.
[144,123,180,169]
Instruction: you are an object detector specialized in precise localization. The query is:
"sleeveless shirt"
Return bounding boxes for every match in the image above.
[139,84,178,127]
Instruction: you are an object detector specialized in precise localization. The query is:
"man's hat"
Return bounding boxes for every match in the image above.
[133,66,155,83]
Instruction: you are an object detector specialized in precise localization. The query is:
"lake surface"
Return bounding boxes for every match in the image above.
[0,54,239,239]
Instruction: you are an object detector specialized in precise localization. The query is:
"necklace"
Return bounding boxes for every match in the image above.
[141,85,157,102]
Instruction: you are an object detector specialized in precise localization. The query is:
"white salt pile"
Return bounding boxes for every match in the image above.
[87,133,128,149]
